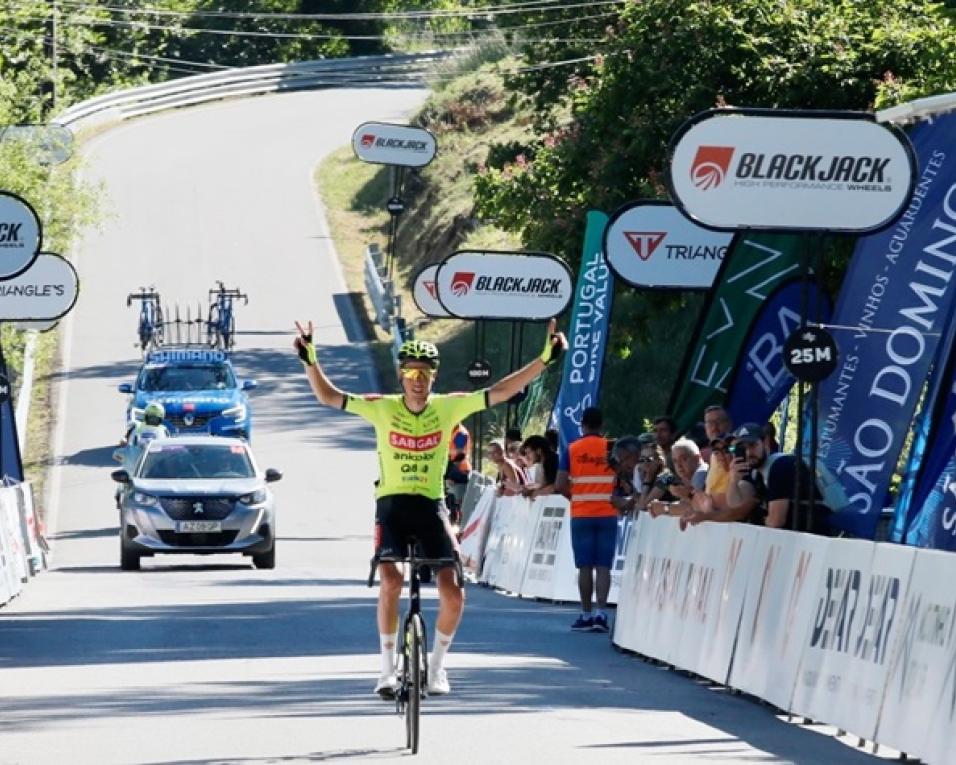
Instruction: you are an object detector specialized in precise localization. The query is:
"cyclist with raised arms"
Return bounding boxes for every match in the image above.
[294,318,567,698]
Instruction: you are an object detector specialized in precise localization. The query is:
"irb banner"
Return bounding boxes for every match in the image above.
[551,211,614,450]
[724,278,831,429]
[813,112,956,538]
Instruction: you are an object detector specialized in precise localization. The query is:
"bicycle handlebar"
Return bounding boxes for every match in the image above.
[208,283,248,303]
[367,552,464,589]
[127,288,160,307]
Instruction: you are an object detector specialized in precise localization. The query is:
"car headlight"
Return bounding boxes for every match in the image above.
[131,407,145,422]
[238,488,268,506]
[133,491,159,507]
[222,404,247,421]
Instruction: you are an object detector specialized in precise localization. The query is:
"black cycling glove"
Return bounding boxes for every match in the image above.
[295,333,317,366]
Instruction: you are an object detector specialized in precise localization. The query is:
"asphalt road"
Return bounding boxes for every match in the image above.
[0,88,890,765]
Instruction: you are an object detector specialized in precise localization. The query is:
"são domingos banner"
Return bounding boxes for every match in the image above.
[813,112,956,539]
[551,211,614,451]
[667,233,808,435]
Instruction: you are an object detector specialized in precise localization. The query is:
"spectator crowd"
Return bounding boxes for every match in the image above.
[446,401,832,632]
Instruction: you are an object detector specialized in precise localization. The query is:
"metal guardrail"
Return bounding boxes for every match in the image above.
[364,243,394,332]
[363,242,413,363]
[55,50,456,128]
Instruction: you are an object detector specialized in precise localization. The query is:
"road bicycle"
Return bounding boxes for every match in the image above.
[127,287,164,351]
[206,281,248,350]
[368,547,463,755]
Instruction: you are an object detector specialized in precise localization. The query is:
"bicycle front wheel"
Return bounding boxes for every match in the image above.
[404,612,425,753]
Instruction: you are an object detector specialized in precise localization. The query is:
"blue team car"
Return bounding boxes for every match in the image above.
[119,348,257,440]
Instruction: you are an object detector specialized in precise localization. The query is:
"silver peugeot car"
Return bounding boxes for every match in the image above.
[111,435,280,570]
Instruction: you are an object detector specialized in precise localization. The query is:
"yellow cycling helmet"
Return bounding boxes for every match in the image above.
[397,339,440,367]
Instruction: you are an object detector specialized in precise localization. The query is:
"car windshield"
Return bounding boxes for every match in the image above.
[139,444,254,480]
[138,363,236,392]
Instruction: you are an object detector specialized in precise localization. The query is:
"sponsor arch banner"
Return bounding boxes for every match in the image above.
[351,121,437,168]
[603,200,733,289]
[411,263,451,318]
[434,250,573,321]
[668,108,917,233]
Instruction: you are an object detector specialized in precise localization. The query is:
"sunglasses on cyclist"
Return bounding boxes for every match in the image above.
[399,367,436,382]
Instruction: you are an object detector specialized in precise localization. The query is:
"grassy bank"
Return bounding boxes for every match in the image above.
[314,61,561,443]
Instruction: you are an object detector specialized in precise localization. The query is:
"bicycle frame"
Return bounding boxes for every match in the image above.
[127,287,163,351]
[207,281,247,350]
[368,548,463,755]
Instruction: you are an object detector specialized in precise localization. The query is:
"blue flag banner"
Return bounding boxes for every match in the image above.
[725,278,831,429]
[890,306,956,543]
[551,211,614,452]
[0,348,23,483]
[814,113,956,539]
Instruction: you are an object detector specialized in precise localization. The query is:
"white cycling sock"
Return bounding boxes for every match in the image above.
[380,632,398,675]
[430,630,455,673]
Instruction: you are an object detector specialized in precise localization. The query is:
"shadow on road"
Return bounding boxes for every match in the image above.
[51,526,119,541]
[60,446,118,468]
[0,583,883,765]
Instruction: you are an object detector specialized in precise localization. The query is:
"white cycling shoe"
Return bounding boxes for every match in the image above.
[375,672,399,699]
[427,667,450,696]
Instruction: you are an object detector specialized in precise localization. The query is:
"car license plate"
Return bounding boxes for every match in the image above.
[177,521,221,533]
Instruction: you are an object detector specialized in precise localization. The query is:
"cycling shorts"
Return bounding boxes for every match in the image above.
[375,494,457,566]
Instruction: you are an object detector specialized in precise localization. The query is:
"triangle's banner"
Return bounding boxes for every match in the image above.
[551,211,614,452]
[724,278,831,430]
[667,233,808,435]
[813,111,956,539]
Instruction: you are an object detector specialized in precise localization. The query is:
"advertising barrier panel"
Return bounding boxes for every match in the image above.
[791,541,914,740]
[603,201,733,290]
[519,496,579,603]
[490,496,541,594]
[351,121,436,167]
[459,485,496,578]
[728,529,831,710]
[0,489,26,596]
[668,109,916,232]
[875,547,956,761]
[682,523,760,684]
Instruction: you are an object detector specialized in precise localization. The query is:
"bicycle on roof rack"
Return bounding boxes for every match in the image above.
[127,287,164,351]
[206,281,248,351]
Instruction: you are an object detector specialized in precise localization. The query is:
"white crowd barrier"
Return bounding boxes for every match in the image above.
[0,483,46,608]
[610,513,956,764]
[459,480,625,604]
[465,477,956,763]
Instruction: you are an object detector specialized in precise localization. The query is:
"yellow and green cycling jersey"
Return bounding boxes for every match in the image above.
[343,390,489,499]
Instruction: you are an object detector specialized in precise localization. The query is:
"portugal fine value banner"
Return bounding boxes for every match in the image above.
[813,113,956,539]
[551,211,613,450]
[667,233,808,435]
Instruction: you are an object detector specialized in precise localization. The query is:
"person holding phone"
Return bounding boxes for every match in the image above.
[679,426,760,528]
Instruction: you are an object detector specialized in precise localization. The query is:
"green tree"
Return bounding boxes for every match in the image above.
[474,0,956,431]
